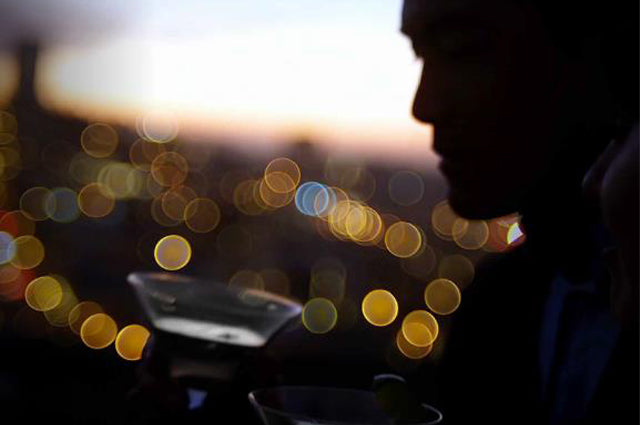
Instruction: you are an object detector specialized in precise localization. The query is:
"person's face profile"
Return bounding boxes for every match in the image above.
[401,0,588,219]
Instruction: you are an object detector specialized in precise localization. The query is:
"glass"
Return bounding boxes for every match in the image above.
[249,386,443,425]
[128,271,301,347]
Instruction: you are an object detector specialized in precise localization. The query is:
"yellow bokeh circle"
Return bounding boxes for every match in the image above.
[80,313,118,349]
[452,219,490,250]
[115,324,150,361]
[10,235,44,270]
[42,275,78,327]
[424,278,461,315]
[154,235,192,271]
[81,123,119,158]
[161,185,197,221]
[129,138,166,171]
[184,198,221,233]
[384,221,423,258]
[151,152,189,187]
[264,158,301,193]
[24,276,63,312]
[259,176,295,208]
[396,329,433,360]
[401,310,439,347]
[431,200,463,240]
[68,301,104,335]
[361,289,398,327]
[19,187,51,221]
[302,297,338,334]
[77,183,116,218]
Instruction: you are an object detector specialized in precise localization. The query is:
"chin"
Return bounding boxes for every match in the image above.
[447,185,518,220]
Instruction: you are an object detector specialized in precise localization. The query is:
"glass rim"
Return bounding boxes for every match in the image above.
[248,385,443,425]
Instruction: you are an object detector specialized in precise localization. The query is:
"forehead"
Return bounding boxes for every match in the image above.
[401,0,526,35]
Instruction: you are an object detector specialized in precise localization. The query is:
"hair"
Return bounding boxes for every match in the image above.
[530,0,638,134]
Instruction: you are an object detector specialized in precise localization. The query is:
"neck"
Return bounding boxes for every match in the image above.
[519,129,609,280]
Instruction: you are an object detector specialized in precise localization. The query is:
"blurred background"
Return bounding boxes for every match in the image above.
[0,1,524,423]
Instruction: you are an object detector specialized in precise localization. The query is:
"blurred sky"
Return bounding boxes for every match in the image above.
[0,0,435,165]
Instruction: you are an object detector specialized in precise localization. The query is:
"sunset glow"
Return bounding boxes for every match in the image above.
[0,0,435,164]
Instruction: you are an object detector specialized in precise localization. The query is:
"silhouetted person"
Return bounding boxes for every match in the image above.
[401,0,637,424]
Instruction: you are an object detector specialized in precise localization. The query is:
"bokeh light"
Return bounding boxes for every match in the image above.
[234,179,268,216]
[384,221,423,258]
[80,313,118,349]
[345,168,377,202]
[424,278,461,315]
[43,276,79,327]
[295,182,331,217]
[145,172,165,199]
[264,157,301,193]
[10,235,44,270]
[24,276,63,312]
[388,170,424,206]
[184,198,221,233]
[150,196,181,227]
[0,267,33,302]
[129,138,166,171]
[44,187,80,223]
[302,297,338,334]
[258,176,296,208]
[344,201,367,238]
[151,152,189,187]
[19,187,51,221]
[97,162,142,200]
[431,200,463,240]
[0,210,35,237]
[396,329,433,360]
[161,185,197,221]
[0,231,15,264]
[80,123,119,158]
[328,200,354,240]
[68,301,104,335]
[77,183,116,218]
[438,254,475,290]
[361,289,398,327]
[68,153,109,185]
[154,235,192,271]
[115,324,150,361]
[352,206,384,245]
[401,310,439,347]
[137,111,179,143]
[452,219,490,250]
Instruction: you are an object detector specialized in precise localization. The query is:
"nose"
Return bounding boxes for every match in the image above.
[411,64,439,125]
